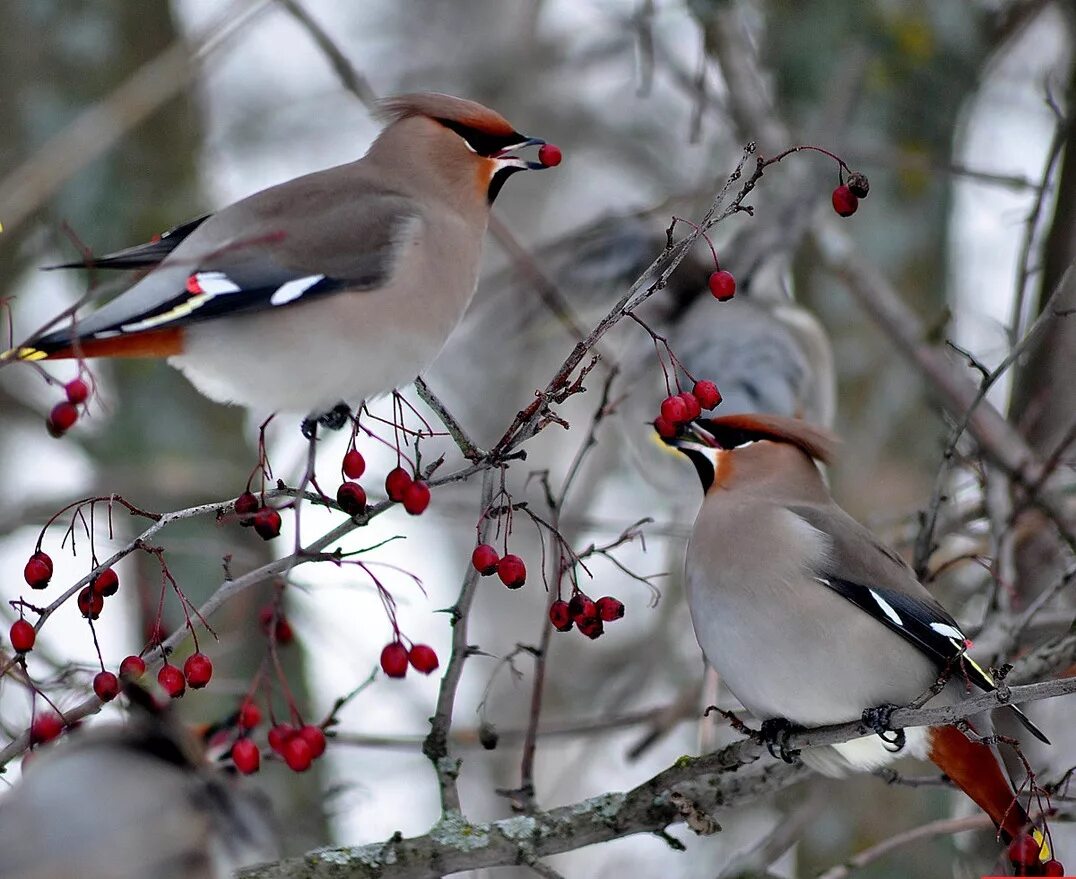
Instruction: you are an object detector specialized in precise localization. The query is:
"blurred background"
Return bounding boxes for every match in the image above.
[1,1,1074,877]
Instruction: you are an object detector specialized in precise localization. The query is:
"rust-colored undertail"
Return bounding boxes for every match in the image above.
[5,327,184,361]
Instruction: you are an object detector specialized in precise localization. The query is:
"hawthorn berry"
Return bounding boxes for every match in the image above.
[408,643,439,674]
[548,600,573,632]
[283,736,313,772]
[678,391,702,421]
[77,586,104,619]
[402,480,431,515]
[298,724,327,758]
[183,652,213,689]
[93,671,119,702]
[831,185,858,217]
[568,594,596,622]
[238,700,262,729]
[471,544,500,576]
[47,401,78,435]
[30,712,64,745]
[252,507,282,540]
[385,467,413,502]
[846,171,870,199]
[158,664,186,699]
[119,654,146,679]
[1008,833,1041,869]
[596,596,625,621]
[232,738,261,774]
[10,619,36,653]
[653,416,677,439]
[708,270,736,301]
[274,617,294,644]
[259,606,294,644]
[538,143,563,167]
[577,615,604,639]
[497,554,527,589]
[660,395,688,425]
[92,567,119,597]
[1042,859,1065,876]
[234,491,259,518]
[65,378,90,404]
[24,553,52,589]
[380,641,409,678]
[692,380,722,410]
[337,481,368,517]
[342,449,366,479]
[268,724,296,755]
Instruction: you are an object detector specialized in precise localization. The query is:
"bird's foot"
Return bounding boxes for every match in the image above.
[758,718,802,763]
[862,704,906,753]
[301,403,352,439]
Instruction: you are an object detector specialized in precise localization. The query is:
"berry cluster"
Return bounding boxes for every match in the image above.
[385,466,431,515]
[227,699,329,775]
[379,639,439,678]
[236,491,283,540]
[45,378,90,437]
[1008,833,1064,876]
[471,543,527,589]
[654,380,722,439]
[548,592,624,639]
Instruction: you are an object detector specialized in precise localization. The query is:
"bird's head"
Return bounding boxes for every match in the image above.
[658,412,838,493]
[376,92,559,204]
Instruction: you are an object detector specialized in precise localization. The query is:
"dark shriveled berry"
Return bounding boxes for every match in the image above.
[846,172,870,199]
[337,481,368,516]
[577,615,604,639]
[568,594,596,622]
[253,507,282,540]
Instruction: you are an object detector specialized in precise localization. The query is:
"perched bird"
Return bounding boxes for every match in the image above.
[664,412,1052,856]
[3,93,556,433]
[0,692,278,879]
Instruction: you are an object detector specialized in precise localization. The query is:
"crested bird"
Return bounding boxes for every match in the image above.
[663,412,1052,858]
[3,93,556,434]
[0,690,278,879]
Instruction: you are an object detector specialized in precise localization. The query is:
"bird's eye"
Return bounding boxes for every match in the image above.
[436,119,521,157]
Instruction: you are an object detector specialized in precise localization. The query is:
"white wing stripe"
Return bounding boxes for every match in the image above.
[270,274,325,306]
[929,622,965,640]
[194,271,241,295]
[869,590,903,626]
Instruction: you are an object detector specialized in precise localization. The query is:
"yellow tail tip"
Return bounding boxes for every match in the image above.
[0,346,47,363]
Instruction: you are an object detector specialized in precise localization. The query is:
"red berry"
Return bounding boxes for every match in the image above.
[660,395,688,424]
[238,700,262,729]
[471,544,500,576]
[568,594,596,622]
[298,724,327,758]
[408,643,439,674]
[92,567,119,597]
[692,380,722,410]
[380,641,409,678]
[596,596,625,621]
[268,724,295,755]
[260,607,294,644]
[93,671,119,702]
[577,615,605,639]
[402,480,431,515]
[275,617,294,645]
[337,481,368,516]
[47,401,78,434]
[65,378,90,404]
[183,652,213,689]
[234,491,259,517]
[283,735,313,772]
[342,449,366,480]
[157,664,186,698]
[678,391,702,420]
[1042,860,1065,876]
[77,586,103,619]
[497,554,527,589]
[119,655,146,679]
[708,270,736,301]
[653,416,677,439]
[10,619,36,653]
[385,467,413,501]
[1008,833,1042,868]
[538,143,563,167]
[30,712,64,745]
[23,554,52,589]
[231,738,261,774]
[548,600,573,632]
[831,185,858,217]
[253,507,282,540]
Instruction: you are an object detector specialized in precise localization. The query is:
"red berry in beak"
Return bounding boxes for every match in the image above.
[538,143,562,167]
[831,185,858,217]
[708,270,736,301]
[653,416,677,439]
[10,619,36,653]
[471,544,500,575]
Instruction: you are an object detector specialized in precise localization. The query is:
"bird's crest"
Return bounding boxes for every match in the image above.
[694,413,839,465]
[378,92,517,136]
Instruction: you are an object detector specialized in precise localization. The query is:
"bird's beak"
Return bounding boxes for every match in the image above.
[493,136,549,169]
[657,419,719,451]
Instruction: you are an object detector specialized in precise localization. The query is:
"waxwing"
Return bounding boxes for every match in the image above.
[0,691,278,879]
[664,413,1053,862]
[2,93,557,431]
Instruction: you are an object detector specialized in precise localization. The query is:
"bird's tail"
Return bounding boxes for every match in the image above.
[928,723,1050,857]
